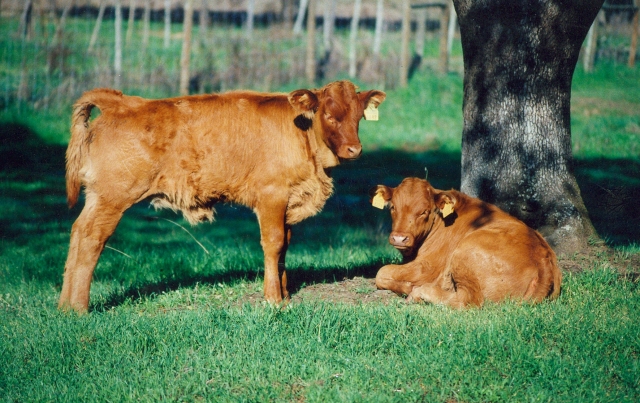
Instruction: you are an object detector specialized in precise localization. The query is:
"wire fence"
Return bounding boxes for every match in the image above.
[1,0,637,112]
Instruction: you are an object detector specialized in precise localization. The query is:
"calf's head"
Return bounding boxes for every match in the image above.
[370,178,457,256]
[288,81,386,160]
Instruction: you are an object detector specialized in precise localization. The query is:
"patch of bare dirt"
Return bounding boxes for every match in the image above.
[572,97,640,117]
[291,277,398,305]
[236,246,639,307]
[237,277,399,307]
[558,244,640,278]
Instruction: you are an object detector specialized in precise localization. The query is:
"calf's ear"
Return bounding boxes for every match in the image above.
[359,90,386,121]
[433,191,456,218]
[369,185,392,209]
[359,90,386,108]
[288,89,319,119]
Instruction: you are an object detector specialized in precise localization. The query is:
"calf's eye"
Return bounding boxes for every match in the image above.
[324,113,336,124]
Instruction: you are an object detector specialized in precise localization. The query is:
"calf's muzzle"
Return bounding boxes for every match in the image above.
[338,144,362,160]
[389,232,413,249]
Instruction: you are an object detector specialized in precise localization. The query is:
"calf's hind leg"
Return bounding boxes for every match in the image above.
[408,266,483,308]
[59,192,129,313]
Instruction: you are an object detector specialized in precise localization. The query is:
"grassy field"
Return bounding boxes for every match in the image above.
[1,18,640,402]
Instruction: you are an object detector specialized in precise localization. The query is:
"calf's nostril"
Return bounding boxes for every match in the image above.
[347,145,362,158]
[391,235,409,245]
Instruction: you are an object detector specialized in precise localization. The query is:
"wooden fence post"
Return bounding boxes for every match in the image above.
[438,2,451,74]
[399,0,411,87]
[349,0,362,78]
[126,0,136,46]
[115,0,123,89]
[180,0,194,95]
[629,0,639,67]
[305,0,316,82]
[583,11,601,73]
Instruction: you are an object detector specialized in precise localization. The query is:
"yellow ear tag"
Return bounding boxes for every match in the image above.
[364,104,379,121]
[441,202,454,218]
[372,193,385,209]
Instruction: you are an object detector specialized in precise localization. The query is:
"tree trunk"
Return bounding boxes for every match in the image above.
[294,0,310,35]
[305,0,316,82]
[348,0,362,78]
[88,0,106,52]
[180,0,194,95]
[114,0,123,88]
[18,0,33,40]
[142,0,150,51]
[282,0,294,31]
[126,0,136,46]
[52,0,73,46]
[323,0,335,55]
[583,11,600,73]
[199,0,209,44]
[453,0,602,255]
[399,0,411,87]
[629,1,639,67]
[447,1,457,55]
[163,0,171,48]
[372,0,384,56]
[245,0,255,39]
[438,2,450,74]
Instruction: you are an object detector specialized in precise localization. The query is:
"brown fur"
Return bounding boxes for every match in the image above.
[60,81,385,312]
[371,177,561,308]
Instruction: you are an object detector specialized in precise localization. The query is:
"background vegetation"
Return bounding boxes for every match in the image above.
[1,7,639,403]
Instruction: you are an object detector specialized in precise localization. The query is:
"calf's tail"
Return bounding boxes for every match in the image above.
[66,88,122,208]
[548,251,562,300]
[537,231,563,300]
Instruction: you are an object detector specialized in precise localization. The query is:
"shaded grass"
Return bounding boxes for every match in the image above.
[1,268,638,402]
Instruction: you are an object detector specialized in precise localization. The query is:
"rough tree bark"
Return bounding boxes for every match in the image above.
[452,0,603,255]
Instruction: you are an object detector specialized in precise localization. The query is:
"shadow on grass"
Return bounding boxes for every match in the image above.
[2,122,639,310]
[90,260,386,312]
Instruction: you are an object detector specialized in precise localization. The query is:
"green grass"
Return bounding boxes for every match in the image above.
[1,269,639,402]
[1,14,640,403]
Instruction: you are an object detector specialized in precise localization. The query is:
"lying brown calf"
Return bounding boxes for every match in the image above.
[371,177,561,308]
[60,81,385,312]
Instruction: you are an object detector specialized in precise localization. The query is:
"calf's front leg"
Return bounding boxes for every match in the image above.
[375,260,435,297]
[255,200,290,303]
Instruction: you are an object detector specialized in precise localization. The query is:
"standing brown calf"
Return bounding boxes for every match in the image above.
[371,177,561,308]
[60,81,385,312]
